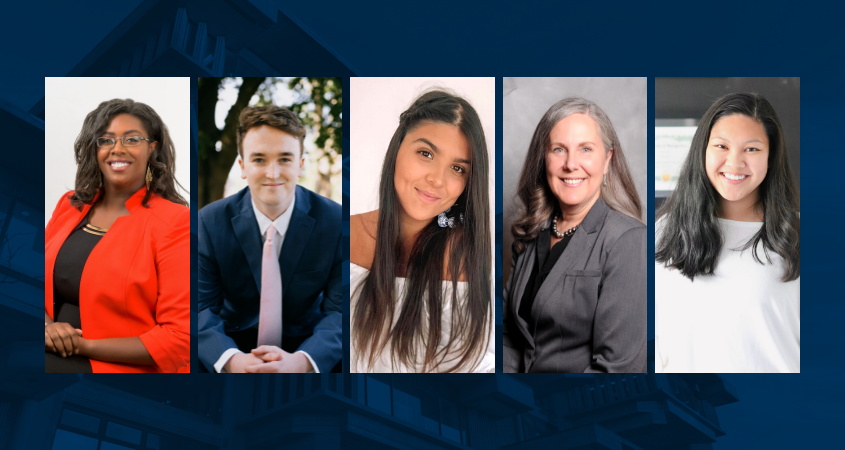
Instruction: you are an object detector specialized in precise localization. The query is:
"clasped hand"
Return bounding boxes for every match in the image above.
[45,322,84,357]
[226,346,312,373]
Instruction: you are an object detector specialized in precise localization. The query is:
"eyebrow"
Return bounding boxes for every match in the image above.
[550,141,598,148]
[710,136,767,145]
[249,151,297,158]
[102,130,144,136]
[414,138,472,165]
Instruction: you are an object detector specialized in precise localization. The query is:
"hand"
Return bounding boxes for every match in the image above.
[45,322,83,357]
[223,352,266,373]
[245,346,313,373]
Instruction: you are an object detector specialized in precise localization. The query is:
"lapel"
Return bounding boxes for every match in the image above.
[526,197,610,371]
[511,242,537,351]
[279,186,315,297]
[231,190,265,291]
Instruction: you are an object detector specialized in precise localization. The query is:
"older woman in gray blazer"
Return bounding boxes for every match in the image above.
[503,98,647,373]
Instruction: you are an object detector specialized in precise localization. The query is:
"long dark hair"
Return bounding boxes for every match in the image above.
[512,98,642,253]
[354,90,492,372]
[70,98,188,210]
[655,93,800,282]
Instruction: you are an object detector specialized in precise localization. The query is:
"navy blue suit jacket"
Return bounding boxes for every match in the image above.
[198,186,342,372]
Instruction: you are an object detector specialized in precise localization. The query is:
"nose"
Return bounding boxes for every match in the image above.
[426,164,445,188]
[563,151,579,172]
[725,149,746,169]
[266,162,281,179]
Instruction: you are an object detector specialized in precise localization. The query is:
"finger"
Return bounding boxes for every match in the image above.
[245,362,280,373]
[57,329,74,357]
[75,329,83,336]
[47,327,67,356]
[45,332,56,353]
[256,352,282,362]
[251,345,278,355]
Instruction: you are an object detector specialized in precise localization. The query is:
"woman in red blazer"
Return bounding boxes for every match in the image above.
[44,99,190,373]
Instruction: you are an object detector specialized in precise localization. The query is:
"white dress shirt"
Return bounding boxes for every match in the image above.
[214,193,319,373]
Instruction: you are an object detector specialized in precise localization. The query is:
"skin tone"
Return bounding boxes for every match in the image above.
[705,114,769,222]
[45,113,157,365]
[225,125,311,373]
[350,122,471,278]
[544,113,612,249]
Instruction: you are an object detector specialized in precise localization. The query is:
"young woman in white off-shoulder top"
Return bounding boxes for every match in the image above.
[349,90,494,373]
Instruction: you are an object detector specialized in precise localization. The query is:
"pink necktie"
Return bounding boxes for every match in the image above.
[258,224,282,347]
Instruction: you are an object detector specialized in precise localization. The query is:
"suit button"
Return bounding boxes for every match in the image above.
[234,326,240,330]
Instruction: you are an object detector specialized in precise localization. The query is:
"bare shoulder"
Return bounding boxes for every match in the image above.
[350,210,378,270]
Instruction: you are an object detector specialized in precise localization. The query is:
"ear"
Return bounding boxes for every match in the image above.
[238,157,246,179]
[149,141,158,157]
[604,148,614,173]
[298,155,306,178]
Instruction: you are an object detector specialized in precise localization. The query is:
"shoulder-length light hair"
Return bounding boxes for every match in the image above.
[353,90,491,372]
[512,97,642,253]
[656,93,800,282]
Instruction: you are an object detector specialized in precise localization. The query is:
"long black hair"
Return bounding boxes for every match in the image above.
[655,93,800,282]
[354,90,492,372]
[70,98,188,210]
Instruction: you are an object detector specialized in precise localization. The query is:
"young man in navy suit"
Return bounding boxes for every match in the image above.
[198,105,342,373]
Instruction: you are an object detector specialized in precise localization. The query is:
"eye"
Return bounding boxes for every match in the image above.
[418,150,433,159]
[714,144,727,149]
[125,136,141,145]
[98,137,116,147]
[452,165,466,174]
[281,158,292,163]
[581,147,592,153]
[745,147,761,152]
[253,158,264,163]
[552,147,565,153]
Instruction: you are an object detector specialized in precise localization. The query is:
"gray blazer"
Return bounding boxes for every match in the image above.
[503,197,647,373]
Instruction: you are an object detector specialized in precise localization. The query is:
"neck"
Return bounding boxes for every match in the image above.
[559,191,601,228]
[102,181,145,209]
[719,192,763,222]
[256,194,294,221]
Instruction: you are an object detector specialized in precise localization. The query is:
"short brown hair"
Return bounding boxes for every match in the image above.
[237,105,306,158]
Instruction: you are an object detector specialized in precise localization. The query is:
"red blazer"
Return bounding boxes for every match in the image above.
[45,188,190,373]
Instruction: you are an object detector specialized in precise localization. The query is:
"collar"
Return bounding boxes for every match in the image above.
[252,192,296,238]
[84,186,151,215]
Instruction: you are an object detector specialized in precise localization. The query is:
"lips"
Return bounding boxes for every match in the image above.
[107,160,132,172]
[560,178,585,188]
[720,172,748,184]
[415,187,440,202]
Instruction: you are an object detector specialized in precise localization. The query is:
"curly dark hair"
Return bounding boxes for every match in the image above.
[70,98,188,210]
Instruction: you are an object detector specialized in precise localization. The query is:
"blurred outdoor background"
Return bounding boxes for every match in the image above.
[197,77,342,209]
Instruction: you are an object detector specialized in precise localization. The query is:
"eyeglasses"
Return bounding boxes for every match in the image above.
[97,136,154,149]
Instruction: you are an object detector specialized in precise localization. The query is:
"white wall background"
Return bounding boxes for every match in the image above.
[349,77,496,239]
[44,77,191,224]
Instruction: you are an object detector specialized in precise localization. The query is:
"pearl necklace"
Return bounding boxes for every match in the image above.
[551,215,578,238]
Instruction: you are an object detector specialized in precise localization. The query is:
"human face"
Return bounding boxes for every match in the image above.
[239,125,304,220]
[705,114,769,208]
[97,113,156,192]
[393,122,471,225]
[544,113,612,216]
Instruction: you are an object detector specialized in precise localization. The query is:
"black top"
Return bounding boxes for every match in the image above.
[517,227,574,330]
[53,214,105,325]
[47,214,103,373]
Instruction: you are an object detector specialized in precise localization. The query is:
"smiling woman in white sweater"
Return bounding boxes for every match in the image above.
[655,93,800,373]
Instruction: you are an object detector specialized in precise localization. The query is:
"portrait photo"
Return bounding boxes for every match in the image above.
[196,77,342,373]
[502,77,648,373]
[654,77,800,373]
[349,77,496,373]
[44,77,191,373]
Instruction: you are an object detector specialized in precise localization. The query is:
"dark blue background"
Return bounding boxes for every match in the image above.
[0,1,838,448]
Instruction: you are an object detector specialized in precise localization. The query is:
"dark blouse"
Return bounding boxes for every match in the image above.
[46,214,103,373]
[517,227,574,330]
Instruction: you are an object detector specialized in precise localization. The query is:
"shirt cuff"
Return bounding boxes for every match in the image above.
[297,350,319,373]
[214,348,243,373]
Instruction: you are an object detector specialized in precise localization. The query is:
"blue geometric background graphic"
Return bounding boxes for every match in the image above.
[1,0,841,449]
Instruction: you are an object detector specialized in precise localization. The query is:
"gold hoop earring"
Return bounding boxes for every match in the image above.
[146,165,153,190]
